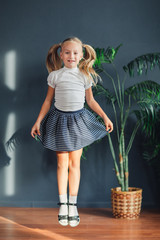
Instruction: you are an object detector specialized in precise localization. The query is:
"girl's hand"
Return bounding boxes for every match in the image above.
[104,117,113,133]
[31,122,41,138]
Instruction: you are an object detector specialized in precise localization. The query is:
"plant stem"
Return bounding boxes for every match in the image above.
[124,155,129,191]
[119,128,125,191]
[107,134,122,186]
[126,121,140,156]
[112,62,122,107]
[103,69,121,108]
[112,101,120,142]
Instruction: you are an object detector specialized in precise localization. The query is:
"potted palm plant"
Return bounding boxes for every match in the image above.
[93,45,160,219]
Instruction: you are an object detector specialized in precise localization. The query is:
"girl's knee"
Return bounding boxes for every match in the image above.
[57,152,69,170]
[57,160,68,170]
[69,157,81,170]
[68,149,82,170]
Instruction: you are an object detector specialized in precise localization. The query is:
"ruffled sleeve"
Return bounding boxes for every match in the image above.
[84,75,92,89]
[47,71,56,88]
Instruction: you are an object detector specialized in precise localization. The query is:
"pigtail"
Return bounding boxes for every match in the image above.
[79,44,99,85]
[46,43,62,73]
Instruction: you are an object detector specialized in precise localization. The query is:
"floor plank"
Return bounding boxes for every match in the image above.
[0,208,160,240]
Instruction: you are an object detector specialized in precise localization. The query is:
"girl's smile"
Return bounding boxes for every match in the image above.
[60,41,83,68]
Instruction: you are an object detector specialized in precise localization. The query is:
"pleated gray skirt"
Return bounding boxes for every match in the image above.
[37,107,107,152]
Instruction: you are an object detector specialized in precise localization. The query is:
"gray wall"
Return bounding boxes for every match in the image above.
[0,0,160,207]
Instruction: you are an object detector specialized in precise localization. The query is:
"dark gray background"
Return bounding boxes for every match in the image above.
[0,0,160,208]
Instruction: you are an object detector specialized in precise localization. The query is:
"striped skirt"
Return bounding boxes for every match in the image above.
[37,107,107,152]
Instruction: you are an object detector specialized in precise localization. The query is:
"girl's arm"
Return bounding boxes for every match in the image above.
[31,86,55,138]
[85,87,113,133]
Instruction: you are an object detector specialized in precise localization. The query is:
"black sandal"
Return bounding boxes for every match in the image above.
[68,203,80,227]
[57,202,68,226]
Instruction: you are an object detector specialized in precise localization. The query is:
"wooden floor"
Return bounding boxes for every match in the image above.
[0,208,160,240]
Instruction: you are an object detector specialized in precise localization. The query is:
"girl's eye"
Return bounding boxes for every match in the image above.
[74,52,78,55]
[65,52,69,54]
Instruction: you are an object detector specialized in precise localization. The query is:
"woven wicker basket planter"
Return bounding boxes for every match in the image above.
[111,187,142,219]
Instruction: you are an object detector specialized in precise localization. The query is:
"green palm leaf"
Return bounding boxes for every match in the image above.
[125,80,160,137]
[94,44,122,69]
[125,80,160,103]
[93,84,116,104]
[133,107,156,137]
[123,53,160,77]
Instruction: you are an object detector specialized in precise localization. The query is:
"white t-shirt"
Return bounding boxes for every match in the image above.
[47,66,92,111]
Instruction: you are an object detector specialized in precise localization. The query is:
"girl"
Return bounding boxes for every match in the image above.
[31,37,113,227]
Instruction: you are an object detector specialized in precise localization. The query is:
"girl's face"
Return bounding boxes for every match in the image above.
[60,41,83,68]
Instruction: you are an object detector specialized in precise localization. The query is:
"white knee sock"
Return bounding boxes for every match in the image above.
[69,195,78,217]
[59,194,68,216]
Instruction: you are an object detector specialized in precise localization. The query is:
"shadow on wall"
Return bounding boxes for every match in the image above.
[0,142,10,168]
[5,123,57,174]
[125,116,160,206]
[0,77,16,169]
[0,54,57,177]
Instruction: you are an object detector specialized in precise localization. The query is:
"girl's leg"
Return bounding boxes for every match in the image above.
[68,148,83,227]
[68,148,82,195]
[56,151,69,226]
[56,151,69,195]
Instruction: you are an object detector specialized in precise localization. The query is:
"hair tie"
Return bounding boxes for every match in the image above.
[57,43,61,49]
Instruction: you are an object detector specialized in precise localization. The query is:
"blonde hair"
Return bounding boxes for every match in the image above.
[46,37,99,85]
